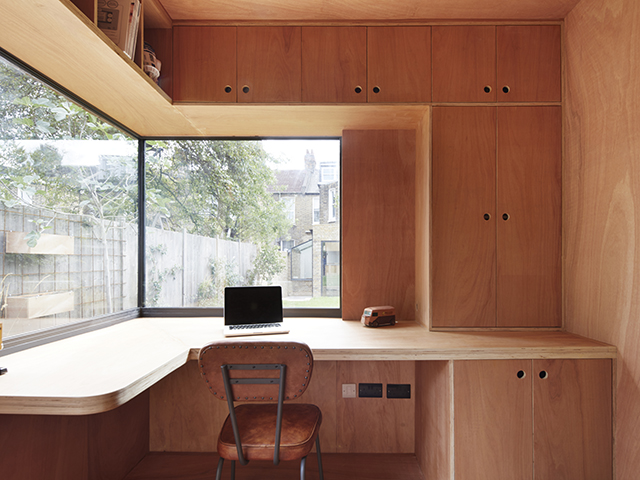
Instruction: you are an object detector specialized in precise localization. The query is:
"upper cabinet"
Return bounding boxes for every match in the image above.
[173,26,236,102]
[367,26,432,103]
[301,27,367,103]
[432,25,561,103]
[237,27,302,103]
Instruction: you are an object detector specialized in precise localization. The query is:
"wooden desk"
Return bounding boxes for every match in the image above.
[0,317,615,415]
[0,317,615,480]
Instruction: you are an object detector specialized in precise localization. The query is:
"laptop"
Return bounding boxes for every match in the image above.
[223,285,290,337]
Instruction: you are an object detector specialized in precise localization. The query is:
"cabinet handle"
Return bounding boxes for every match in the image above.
[502,213,510,221]
[354,86,363,94]
[242,85,250,94]
[539,370,548,379]
[516,370,526,379]
[224,86,232,93]
[483,213,491,221]
[373,86,381,94]
[502,85,510,94]
[484,85,492,93]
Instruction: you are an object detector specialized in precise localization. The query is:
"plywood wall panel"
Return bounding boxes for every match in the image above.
[564,0,640,478]
[342,130,416,321]
[415,360,452,480]
[415,110,431,328]
[336,361,415,453]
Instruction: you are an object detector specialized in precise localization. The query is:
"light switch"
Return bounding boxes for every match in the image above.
[342,383,356,398]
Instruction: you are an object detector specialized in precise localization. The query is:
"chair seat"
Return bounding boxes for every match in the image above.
[218,403,322,462]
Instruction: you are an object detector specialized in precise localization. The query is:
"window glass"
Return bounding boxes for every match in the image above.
[0,56,138,338]
[145,139,340,309]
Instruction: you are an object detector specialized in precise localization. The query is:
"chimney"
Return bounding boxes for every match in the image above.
[304,149,316,172]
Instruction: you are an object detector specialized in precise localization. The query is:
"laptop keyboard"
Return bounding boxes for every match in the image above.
[229,323,281,330]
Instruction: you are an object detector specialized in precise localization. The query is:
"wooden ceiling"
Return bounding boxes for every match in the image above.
[158,0,580,22]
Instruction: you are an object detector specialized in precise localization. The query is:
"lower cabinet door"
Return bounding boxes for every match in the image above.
[454,360,533,480]
[533,359,612,480]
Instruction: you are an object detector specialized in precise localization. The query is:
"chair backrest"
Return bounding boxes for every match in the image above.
[198,340,314,403]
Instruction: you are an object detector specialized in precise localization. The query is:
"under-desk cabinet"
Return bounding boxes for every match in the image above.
[432,105,562,328]
[432,25,561,103]
[453,359,612,480]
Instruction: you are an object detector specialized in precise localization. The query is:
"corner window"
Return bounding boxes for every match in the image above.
[0,56,138,338]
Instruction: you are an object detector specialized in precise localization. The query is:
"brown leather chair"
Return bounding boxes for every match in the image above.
[198,340,324,480]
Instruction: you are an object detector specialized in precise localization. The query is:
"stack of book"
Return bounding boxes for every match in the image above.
[97,0,142,59]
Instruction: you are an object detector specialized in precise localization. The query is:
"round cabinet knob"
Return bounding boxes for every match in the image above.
[483,213,491,221]
[242,85,250,94]
[484,85,492,93]
[502,85,510,94]
[354,86,362,94]
[502,213,510,221]
[224,86,232,93]
[516,370,526,379]
[373,86,381,94]
[539,370,548,379]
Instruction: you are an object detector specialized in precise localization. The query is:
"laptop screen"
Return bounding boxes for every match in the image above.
[224,286,283,326]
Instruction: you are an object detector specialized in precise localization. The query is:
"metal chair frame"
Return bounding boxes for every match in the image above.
[215,361,324,480]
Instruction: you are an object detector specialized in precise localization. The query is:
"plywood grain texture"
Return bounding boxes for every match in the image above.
[367,26,431,103]
[431,106,497,327]
[432,26,497,103]
[496,25,562,102]
[336,361,415,453]
[415,109,431,328]
[158,0,580,21]
[454,359,533,480]
[533,359,612,480]
[237,26,302,103]
[415,360,452,480]
[342,130,416,321]
[564,1,640,477]
[496,106,562,327]
[301,27,367,103]
[173,26,237,102]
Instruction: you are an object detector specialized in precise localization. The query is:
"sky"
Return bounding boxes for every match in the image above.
[262,139,341,170]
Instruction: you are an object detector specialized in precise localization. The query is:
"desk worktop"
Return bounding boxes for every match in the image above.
[0,317,615,415]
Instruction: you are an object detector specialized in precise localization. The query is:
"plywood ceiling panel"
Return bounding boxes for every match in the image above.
[159,0,579,22]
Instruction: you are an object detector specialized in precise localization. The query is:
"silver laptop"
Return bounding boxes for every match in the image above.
[223,286,290,337]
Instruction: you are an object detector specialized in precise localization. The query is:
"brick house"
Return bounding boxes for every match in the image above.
[269,150,339,298]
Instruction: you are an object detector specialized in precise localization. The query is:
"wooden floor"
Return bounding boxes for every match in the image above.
[124,453,424,480]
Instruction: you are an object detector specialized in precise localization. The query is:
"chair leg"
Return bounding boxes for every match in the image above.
[230,460,235,480]
[300,455,307,480]
[215,457,224,480]
[316,436,324,480]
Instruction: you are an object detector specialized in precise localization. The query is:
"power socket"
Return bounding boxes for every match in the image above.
[342,383,356,398]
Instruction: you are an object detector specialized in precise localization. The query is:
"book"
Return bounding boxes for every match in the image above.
[97,0,141,59]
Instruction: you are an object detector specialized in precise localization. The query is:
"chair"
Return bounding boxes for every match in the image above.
[198,340,324,480]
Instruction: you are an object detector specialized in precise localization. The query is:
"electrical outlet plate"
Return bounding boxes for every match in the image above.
[387,384,411,399]
[359,383,383,398]
[342,383,356,398]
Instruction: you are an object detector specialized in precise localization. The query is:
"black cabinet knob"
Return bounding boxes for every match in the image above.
[539,370,548,379]
[373,86,380,94]
[484,213,491,221]
[242,85,250,94]
[502,213,510,221]
[224,86,232,93]
[484,85,492,93]
[502,85,510,94]
[355,86,362,94]
[517,370,526,379]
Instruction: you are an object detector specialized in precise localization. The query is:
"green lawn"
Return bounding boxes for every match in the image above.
[283,296,340,308]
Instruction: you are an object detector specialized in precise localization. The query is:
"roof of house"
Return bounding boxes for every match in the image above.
[269,168,319,195]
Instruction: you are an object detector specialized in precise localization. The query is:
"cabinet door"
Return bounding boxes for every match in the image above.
[301,27,366,103]
[497,26,562,102]
[237,26,301,103]
[173,26,236,102]
[533,359,612,480]
[432,26,496,103]
[496,107,561,327]
[367,26,431,103]
[454,360,533,480]
[432,107,496,327]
